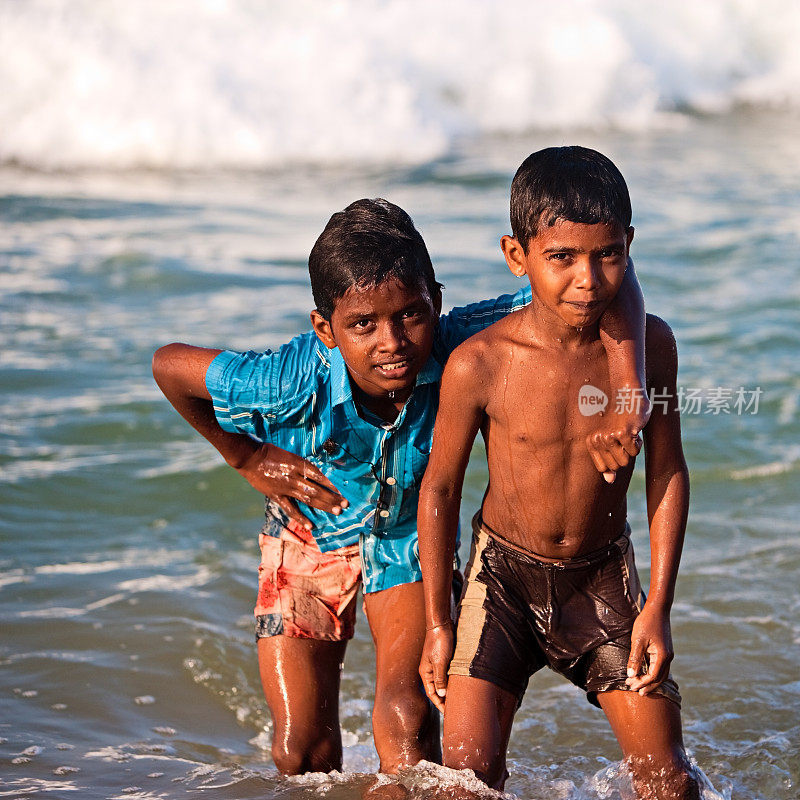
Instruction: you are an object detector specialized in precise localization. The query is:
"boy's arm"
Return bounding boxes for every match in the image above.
[417,344,486,712]
[152,343,347,528]
[589,261,649,482]
[626,317,689,694]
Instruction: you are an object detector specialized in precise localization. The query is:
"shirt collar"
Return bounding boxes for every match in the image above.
[328,347,443,409]
[329,346,353,407]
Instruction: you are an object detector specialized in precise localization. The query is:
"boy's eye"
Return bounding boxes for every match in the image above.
[352,318,373,330]
[599,247,623,259]
[548,252,572,262]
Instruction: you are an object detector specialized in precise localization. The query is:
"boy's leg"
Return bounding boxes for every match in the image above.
[441,675,517,789]
[598,690,699,800]
[363,580,440,773]
[258,636,347,774]
[254,521,361,775]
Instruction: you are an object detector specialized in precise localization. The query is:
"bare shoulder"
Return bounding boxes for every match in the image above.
[441,318,513,406]
[445,329,492,382]
[645,314,678,385]
[447,313,516,373]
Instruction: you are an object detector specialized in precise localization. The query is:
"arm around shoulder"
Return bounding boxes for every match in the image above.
[625,316,689,694]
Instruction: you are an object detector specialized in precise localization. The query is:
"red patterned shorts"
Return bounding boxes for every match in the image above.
[254,518,362,641]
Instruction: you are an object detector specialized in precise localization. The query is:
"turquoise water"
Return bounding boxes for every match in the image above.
[2,114,799,799]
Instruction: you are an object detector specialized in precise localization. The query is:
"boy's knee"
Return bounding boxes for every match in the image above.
[628,753,699,800]
[372,684,438,770]
[271,729,340,775]
[443,742,506,790]
[374,683,431,737]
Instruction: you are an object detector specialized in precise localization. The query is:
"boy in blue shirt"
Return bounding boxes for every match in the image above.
[153,197,646,776]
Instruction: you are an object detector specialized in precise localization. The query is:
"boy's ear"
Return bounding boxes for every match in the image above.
[432,286,442,317]
[501,235,528,278]
[310,310,337,349]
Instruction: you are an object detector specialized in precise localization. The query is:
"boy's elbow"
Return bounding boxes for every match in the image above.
[152,343,189,385]
[420,475,460,507]
[152,344,174,381]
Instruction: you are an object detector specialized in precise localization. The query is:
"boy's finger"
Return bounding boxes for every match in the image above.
[293,480,347,514]
[626,639,646,684]
[299,473,349,510]
[586,435,613,473]
[275,497,313,531]
[586,435,618,483]
[636,652,666,694]
[607,436,632,467]
[621,431,643,457]
[420,665,445,713]
[433,662,448,698]
[293,458,346,497]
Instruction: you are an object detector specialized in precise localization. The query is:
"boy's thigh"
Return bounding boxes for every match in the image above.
[255,528,362,641]
[257,635,348,722]
[598,688,688,768]
[363,580,426,678]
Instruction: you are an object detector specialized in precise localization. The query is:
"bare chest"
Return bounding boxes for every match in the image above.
[484,346,612,451]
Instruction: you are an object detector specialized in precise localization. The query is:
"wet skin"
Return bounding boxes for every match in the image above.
[417,220,697,797]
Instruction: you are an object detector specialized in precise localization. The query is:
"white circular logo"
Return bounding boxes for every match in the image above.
[578,384,608,416]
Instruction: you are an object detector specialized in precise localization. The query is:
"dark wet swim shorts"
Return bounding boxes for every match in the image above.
[449,514,681,708]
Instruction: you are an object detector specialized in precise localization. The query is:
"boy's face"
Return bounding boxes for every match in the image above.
[502,219,633,329]
[310,277,440,405]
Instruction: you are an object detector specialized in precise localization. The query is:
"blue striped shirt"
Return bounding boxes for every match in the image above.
[206,286,531,591]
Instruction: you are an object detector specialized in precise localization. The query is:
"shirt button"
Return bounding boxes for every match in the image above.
[386,477,397,486]
[379,509,390,518]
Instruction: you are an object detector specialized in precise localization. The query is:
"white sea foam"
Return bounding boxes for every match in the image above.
[117,565,213,593]
[0,779,80,793]
[731,459,798,479]
[2,0,800,170]
[34,549,188,576]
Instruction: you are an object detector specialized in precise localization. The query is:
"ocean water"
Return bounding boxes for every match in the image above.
[2,3,800,799]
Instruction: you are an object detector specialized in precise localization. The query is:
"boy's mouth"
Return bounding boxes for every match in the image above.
[374,359,413,379]
[565,299,601,311]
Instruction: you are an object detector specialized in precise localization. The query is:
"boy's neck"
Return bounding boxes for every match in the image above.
[521,298,601,350]
[353,385,409,424]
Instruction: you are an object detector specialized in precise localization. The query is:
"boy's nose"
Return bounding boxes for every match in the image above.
[575,258,601,289]
[377,321,406,352]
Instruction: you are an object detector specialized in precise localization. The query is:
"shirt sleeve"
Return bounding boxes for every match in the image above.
[204,331,322,441]
[436,283,532,356]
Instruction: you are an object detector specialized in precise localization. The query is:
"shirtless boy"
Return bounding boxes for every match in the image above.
[418,147,699,799]
[153,197,646,777]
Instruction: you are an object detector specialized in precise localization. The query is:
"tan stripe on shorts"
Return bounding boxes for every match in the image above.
[449,525,491,678]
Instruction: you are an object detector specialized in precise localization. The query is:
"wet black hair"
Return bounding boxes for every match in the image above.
[510,146,632,251]
[308,198,442,320]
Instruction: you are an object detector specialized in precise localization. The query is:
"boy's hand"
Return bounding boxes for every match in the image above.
[625,604,673,694]
[586,419,644,484]
[236,444,348,530]
[419,622,455,713]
